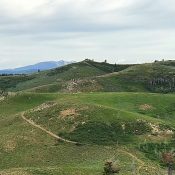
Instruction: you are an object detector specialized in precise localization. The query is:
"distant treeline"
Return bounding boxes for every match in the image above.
[0,73,26,76]
[0,74,35,91]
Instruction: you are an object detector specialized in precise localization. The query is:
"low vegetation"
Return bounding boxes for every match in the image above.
[1,60,174,93]
[0,60,175,174]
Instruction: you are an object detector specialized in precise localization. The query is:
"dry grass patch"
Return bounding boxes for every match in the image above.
[0,97,5,102]
[0,169,30,175]
[3,140,17,152]
[139,104,154,111]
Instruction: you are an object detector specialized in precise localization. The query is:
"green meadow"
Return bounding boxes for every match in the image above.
[0,60,175,174]
[0,92,174,174]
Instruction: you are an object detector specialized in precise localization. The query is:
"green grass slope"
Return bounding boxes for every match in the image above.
[0,92,174,174]
[1,60,174,93]
[0,60,134,92]
[96,60,175,93]
[0,60,132,92]
[25,60,175,93]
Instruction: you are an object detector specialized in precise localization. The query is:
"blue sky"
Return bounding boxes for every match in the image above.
[0,0,175,69]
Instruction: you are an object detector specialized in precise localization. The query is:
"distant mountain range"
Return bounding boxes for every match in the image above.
[0,60,74,74]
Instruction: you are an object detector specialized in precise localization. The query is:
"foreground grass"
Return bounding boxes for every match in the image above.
[0,92,174,174]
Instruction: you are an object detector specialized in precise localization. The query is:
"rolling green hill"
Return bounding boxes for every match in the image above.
[0,59,134,92]
[0,92,174,174]
[0,60,175,175]
[96,60,175,93]
[0,60,175,93]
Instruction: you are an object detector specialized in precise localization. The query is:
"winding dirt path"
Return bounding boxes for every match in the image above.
[21,111,164,174]
[119,149,163,175]
[119,149,144,164]
[21,112,78,145]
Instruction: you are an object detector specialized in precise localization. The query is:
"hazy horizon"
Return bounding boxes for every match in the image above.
[0,0,175,69]
[0,58,173,70]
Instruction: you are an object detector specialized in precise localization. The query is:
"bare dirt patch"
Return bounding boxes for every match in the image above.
[139,104,154,111]
[65,79,102,92]
[60,108,79,118]
[31,101,57,112]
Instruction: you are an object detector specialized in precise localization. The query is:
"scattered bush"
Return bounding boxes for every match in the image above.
[62,120,151,145]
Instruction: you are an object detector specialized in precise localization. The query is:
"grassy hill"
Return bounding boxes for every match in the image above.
[0,92,174,174]
[0,60,175,174]
[96,60,175,93]
[0,60,134,92]
[2,59,175,94]
[0,60,174,93]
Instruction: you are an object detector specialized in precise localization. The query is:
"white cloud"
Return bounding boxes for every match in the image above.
[0,0,175,68]
[0,0,174,33]
[0,0,131,17]
[0,0,52,17]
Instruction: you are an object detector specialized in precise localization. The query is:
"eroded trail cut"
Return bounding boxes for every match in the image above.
[21,112,78,145]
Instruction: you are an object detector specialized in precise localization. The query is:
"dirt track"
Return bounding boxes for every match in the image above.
[21,112,78,144]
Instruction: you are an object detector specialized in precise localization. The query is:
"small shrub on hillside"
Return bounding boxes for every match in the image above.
[139,142,175,169]
[61,120,151,145]
[124,120,151,135]
[103,161,120,175]
[159,124,175,132]
[162,152,175,175]
[61,122,135,145]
